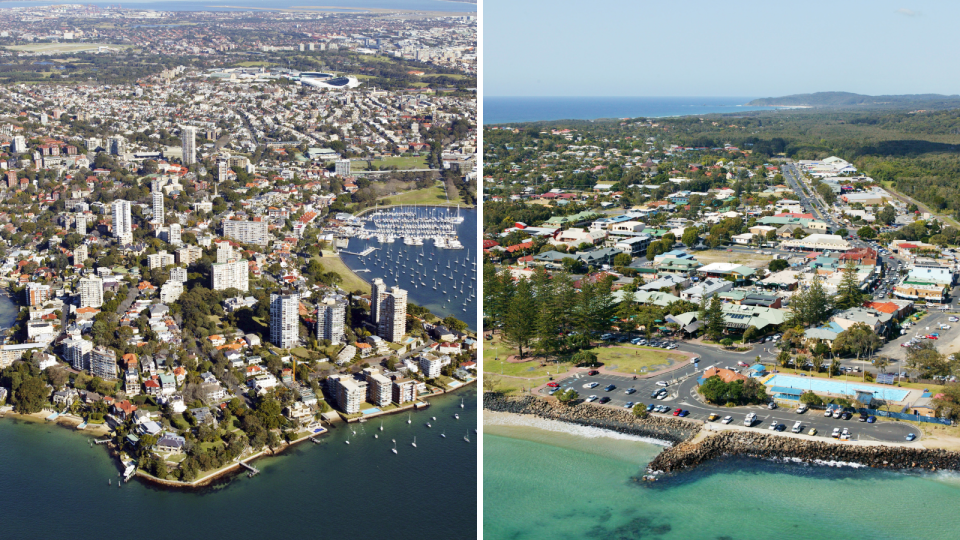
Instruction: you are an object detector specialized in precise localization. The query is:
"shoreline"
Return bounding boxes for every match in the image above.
[484,393,960,480]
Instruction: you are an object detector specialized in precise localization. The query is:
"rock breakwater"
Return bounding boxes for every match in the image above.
[649,431,960,474]
[483,393,700,444]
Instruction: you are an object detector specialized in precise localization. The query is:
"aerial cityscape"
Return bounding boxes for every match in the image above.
[482,1,960,539]
[0,2,477,539]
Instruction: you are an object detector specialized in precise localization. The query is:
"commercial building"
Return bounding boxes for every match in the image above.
[222,219,270,246]
[316,296,347,344]
[270,291,299,348]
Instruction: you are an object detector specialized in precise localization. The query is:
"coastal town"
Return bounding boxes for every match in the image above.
[0,6,477,485]
[483,121,960,451]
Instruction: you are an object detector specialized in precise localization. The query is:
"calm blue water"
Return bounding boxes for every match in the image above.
[766,374,911,401]
[340,207,477,330]
[484,96,780,124]
[0,388,477,540]
[0,0,475,12]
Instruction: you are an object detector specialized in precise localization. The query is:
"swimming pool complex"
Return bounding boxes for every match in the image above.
[765,374,911,402]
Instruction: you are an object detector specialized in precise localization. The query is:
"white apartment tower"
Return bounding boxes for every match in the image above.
[335,159,351,177]
[316,297,347,345]
[211,259,248,292]
[168,223,181,247]
[73,244,88,265]
[152,179,164,224]
[11,135,26,154]
[78,276,103,308]
[380,286,408,343]
[76,214,86,235]
[182,126,197,165]
[270,291,300,349]
[64,338,92,371]
[111,200,133,245]
[90,346,117,380]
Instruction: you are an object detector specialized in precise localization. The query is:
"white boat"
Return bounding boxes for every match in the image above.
[412,437,417,448]
[391,440,398,454]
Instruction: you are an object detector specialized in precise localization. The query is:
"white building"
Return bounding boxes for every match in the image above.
[211,259,248,292]
[270,291,299,348]
[63,338,92,371]
[147,250,175,270]
[90,346,117,380]
[152,178,164,224]
[371,280,407,343]
[111,200,133,245]
[316,296,347,345]
[364,368,392,407]
[222,219,270,246]
[418,353,443,379]
[335,159,351,177]
[78,276,103,308]
[330,375,366,414]
[182,125,197,165]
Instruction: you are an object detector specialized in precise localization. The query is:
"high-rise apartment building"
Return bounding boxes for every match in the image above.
[222,219,270,246]
[25,282,51,306]
[211,259,248,292]
[111,200,132,245]
[152,179,164,224]
[379,285,407,343]
[335,159,351,177]
[176,245,203,265]
[147,250,175,270]
[329,374,366,414]
[316,297,347,345]
[270,291,299,348]
[364,368,392,407]
[11,135,26,154]
[76,214,86,235]
[63,338,92,371]
[73,244,88,265]
[78,276,103,308]
[90,346,117,380]
[107,135,125,156]
[370,278,385,327]
[182,126,197,165]
[168,223,181,246]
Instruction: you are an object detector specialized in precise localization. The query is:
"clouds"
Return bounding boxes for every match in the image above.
[896,8,919,16]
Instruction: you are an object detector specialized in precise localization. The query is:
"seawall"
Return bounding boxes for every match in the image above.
[483,393,700,445]
[648,430,960,474]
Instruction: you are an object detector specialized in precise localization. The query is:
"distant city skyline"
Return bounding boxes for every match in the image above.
[485,0,957,97]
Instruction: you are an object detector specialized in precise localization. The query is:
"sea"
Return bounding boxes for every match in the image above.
[484,412,960,540]
[0,387,477,540]
[339,206,477,330]
[0,0,475,12]
[483,96,780,125]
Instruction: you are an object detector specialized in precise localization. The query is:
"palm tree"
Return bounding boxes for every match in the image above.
[811,354,825,374]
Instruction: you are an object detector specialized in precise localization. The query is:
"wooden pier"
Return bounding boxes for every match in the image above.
[239,461,260,477]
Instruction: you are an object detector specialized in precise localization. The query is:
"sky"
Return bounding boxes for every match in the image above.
[484,0,959,97]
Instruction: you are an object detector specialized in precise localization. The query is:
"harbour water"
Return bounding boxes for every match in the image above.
[0,0,476,12]
[483,96,779,124]
[0,388,477,540]
[340,206,477,330]
[484,413,960,540]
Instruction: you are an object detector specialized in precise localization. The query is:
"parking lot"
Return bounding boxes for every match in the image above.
[541,367,921,443]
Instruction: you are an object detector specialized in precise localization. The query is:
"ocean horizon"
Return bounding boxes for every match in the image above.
[483,96,780,125]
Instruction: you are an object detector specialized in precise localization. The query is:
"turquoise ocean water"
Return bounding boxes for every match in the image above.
[484,413,960,540]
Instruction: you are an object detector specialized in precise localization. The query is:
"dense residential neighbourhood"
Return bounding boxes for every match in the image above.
[484,120,960,438]
[0,6,476,485]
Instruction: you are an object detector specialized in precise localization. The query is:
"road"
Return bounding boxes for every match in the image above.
[542,339,920,443]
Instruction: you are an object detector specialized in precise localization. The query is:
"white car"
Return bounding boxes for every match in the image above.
[721,416,733,424]
[797,404,808,414]
[585,395,598,402]
[583,382,600,389]
[768,420,779,431]
[655,381,669,387]
[792,421,803,433]
[824,408,834,417]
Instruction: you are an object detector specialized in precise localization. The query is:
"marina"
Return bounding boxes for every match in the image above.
[339,206,477,329]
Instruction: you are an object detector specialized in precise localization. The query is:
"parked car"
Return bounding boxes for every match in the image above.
[722,415,733,424]
[585,395,598,402]
[808,428,818,436]
[678,410,690,417]
[708,413,720,421]
[832,427,841,438]
[768,420,779,430]
[624,402,635,409]
[624,388,637,395]
[906,433,917,441]
[768,402,778,410]
[546,382,559,388]
[867,416,876,423]
[673,409,682,416]
[587,370,599,376]
[646,403,655,412]
[744,413,757,426]
[603,384,616,392]
[583,382,600,389]
[792,421,803,433]
[797,404,808,414]
[598,396,611,404]
[656,381,669,387]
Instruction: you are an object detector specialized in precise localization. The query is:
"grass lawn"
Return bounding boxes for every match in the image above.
[314,255,370,294]
[378,183,458,206]
[591,345,686,374]
[291,347,312,359]
[352,155,428,171]
[165,453,187,463]
[422,73,470,80]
